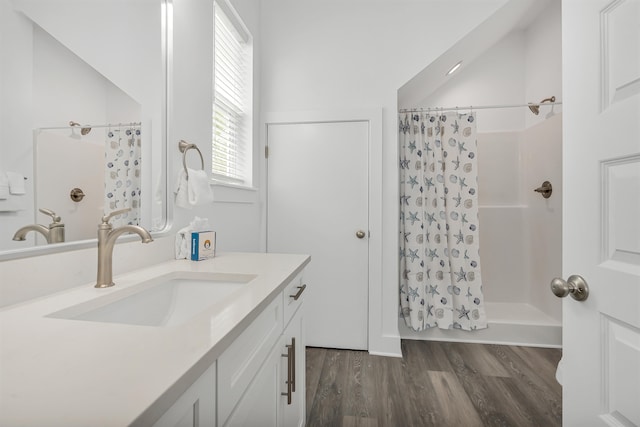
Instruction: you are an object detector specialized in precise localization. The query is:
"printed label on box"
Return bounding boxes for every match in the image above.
[191,231,216,261]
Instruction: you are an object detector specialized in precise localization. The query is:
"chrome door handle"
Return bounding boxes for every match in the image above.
[550,275,589,301]
[356,230,366,239]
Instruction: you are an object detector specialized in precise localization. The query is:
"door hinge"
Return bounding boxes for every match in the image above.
[265,146,269,158]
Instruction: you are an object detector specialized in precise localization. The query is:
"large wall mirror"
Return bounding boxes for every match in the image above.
[0,0,171,260]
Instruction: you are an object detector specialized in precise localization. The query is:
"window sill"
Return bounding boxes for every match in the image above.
[210,180,258,204]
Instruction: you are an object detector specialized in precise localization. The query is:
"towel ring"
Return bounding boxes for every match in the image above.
[178,140,205,180]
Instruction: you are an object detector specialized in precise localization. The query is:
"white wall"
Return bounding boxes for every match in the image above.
[32,27,141,128]
[477,131,528,304]
[0,0,35,242]
[260,0,509,354]
[521,114,562,320]
[521,0,562,322]
[524,0,562,129]
[474,116,562,323]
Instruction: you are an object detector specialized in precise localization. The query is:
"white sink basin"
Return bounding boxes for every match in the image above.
[47,272,256,327]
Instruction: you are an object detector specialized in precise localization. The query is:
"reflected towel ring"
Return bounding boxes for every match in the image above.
[178,140,205,180]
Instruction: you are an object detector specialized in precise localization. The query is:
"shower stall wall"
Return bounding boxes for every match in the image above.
[401,113,562,348]
[397,0,562,348]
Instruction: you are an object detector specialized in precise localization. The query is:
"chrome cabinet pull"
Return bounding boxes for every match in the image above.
[289,284,307,300]
[281,342,293,404]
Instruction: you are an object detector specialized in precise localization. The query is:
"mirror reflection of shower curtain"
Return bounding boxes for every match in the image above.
[104,123,142,227]
[399,111,487,331]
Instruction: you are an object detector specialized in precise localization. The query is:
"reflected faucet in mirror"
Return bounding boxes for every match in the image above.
[96,208,153,289]
[12,208,65,244]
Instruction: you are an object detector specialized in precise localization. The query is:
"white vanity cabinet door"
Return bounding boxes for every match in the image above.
[281,302,306,427]
[222,274,307,427]
[217,296,283,425]
[223,336,283,427]
[153,363,216,427]
[225,303,305,427]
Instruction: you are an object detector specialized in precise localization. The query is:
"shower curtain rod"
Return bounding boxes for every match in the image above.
[399,101,562,114]
[37,122,142,131]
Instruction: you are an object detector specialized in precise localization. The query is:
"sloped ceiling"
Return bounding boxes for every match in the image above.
[398,0,552,108]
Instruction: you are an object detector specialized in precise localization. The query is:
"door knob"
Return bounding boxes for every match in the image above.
[550,275,589,301]
[356,230,366,239]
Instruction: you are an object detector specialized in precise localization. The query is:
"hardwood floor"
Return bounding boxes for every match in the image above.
[306,340,562,427]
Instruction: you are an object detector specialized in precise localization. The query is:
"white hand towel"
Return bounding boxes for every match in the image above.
[187,168,214,206]
[6,172,26,195]
[174,170,191,209]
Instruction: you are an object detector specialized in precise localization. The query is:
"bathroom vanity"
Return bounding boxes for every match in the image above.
[0,252,309,426]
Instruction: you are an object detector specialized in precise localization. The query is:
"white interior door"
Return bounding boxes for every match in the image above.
[562,1,640,425]
[267,120,369,350]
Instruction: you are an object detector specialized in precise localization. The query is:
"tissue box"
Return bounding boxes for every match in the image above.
[191,231,216,261]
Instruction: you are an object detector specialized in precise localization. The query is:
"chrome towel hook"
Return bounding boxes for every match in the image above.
[178,140,205,180]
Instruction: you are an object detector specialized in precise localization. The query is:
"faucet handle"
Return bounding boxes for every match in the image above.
[39,208,61,223]
[102,208,131,224]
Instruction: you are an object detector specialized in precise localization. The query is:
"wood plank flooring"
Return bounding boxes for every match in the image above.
[306,340,562,427]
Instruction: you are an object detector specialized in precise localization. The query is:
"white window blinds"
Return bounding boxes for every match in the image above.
[213,3,249,184]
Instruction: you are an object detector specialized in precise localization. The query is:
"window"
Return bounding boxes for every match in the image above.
[212,1,252,186]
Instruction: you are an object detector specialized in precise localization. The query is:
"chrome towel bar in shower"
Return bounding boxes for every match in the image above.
[178,140,205,180]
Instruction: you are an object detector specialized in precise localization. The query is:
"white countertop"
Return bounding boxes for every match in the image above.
[0,252,310,426]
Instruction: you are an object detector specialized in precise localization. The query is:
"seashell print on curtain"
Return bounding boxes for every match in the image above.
[104,123,142,227]
[399,111,487,331]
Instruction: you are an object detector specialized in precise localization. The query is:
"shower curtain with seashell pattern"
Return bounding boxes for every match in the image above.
[399,112,487,331]
[104,123,142,227]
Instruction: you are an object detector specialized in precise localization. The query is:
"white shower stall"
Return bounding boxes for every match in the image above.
[398,0,563,347]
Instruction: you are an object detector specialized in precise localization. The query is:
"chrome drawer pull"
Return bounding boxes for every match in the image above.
[289,284,307,300]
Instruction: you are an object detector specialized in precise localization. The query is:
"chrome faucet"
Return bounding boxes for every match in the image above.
[95,208,153,288]
[13,208,65,244]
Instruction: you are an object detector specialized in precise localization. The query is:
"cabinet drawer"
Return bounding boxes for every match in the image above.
[283,272,306,327]
[217,296,283,426]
